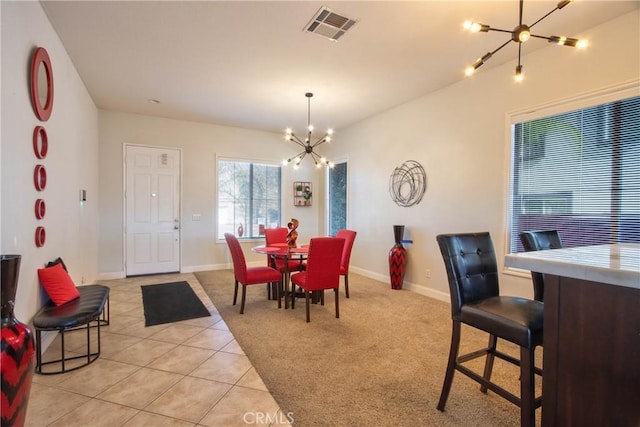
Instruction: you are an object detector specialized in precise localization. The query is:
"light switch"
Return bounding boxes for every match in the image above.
[192,214,201,221]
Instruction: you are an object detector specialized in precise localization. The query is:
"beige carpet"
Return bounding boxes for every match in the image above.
[195,270,542,426]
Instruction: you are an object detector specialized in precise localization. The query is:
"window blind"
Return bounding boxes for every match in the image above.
[509,95,639,252]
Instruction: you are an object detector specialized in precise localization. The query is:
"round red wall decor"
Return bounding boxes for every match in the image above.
[34,199,46,219]
[35,226,46,247]
[33,165,47,191]
[30,47,54,122]
[32,126,48,159]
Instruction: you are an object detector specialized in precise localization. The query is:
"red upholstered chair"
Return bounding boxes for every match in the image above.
[290,237,344,322]
[336,229,357,298]
[224,233,282,313]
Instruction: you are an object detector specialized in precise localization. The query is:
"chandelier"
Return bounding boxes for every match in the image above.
[464,0,587,82]
[283,93,334,169]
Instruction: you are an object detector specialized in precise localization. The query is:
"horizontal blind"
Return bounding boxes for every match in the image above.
[510,95,639,252]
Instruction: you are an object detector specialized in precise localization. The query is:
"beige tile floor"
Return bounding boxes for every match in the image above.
[25,273,291,427]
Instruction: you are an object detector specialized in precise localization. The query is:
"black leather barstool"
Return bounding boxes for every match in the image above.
[436,232,543,427]
[519,230,563,302]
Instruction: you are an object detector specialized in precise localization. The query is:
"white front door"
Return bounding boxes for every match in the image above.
[125,145,180,276]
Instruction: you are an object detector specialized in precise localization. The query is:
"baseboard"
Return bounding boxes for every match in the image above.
[96,271,126,280]
[350,266,450,303]
[181,263,230,273]
[98,264,450,304]
[38,330,58,355]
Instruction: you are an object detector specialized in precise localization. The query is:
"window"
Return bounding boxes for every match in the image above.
[509,93,639,253]
[217,159,281,239]
[327,161,347,236]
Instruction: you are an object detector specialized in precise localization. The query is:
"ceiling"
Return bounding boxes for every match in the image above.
[40,1,639,134]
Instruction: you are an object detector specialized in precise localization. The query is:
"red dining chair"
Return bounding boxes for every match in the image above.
[224,233,282,313]
[290,237,344,322]
[336,229,357,298]
[264,227,305,298]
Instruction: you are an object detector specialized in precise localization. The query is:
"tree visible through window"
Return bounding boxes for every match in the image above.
[328,161,347,236]
[509,95,639,252]
[217,159,281,239]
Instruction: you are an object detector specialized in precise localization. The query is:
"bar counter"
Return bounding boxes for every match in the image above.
[505,243,640,427]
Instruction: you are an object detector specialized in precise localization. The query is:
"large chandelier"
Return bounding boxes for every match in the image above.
[464,0,587,82]
[283,92,335,169]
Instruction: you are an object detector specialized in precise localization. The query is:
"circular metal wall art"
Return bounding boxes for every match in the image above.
[389,160,426,207]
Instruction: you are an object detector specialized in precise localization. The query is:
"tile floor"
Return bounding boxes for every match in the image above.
[25,273,290,427]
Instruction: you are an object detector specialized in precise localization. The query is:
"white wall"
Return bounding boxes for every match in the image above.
[326,10,640,300]
[3,3,635,322]
[1,2,99,321]
[97,111,324,278]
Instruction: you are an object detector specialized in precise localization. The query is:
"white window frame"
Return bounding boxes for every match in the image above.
[503,79,639,275]
[216,155,283,242]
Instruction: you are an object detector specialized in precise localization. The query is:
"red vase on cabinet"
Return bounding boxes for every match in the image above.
[389,225,407,290]
[1,254,36,427]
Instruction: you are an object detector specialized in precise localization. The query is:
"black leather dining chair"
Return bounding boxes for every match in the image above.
[436,232,543,427]
[519,230,563,302]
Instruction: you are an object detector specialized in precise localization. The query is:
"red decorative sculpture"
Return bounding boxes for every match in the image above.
[287,218,299,248]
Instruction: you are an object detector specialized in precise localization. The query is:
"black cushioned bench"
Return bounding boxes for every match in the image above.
[33,284,110,375]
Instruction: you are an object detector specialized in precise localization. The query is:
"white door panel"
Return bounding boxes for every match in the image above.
[126,145,180,276]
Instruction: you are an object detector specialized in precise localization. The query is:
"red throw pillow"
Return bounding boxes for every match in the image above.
[37,262,80,306]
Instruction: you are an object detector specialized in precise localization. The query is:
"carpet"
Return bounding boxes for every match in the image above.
[195,270,543,427]
[141,281,211,327]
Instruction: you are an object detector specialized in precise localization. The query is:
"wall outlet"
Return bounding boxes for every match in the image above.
[425,269,431,279]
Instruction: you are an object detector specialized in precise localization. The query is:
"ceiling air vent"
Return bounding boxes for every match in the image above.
[304,7,357,42]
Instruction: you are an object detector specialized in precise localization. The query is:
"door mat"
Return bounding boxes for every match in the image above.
[141,281,211,327]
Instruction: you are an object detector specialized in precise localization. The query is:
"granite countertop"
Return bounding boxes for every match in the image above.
[505,243,640,289]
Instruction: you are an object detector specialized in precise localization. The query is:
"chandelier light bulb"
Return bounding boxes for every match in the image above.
[325,136,331,142]
[519,30,530,42]
[293,164,299,170]
[515,65,524,82]
[327,128,334,135]
[576,39,588,49]
[308,124,314,132]
[465,21,489,32]
[316,163,322,169]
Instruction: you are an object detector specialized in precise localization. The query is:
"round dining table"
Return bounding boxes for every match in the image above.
[252,244,309,309]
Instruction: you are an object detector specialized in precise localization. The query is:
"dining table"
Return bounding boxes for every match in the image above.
[505,243,640,427]
[252,244,309,309]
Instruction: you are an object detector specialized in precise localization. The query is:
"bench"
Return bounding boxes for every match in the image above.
[33,284,110,375]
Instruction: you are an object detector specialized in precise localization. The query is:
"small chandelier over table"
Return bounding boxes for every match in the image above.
[283,92,335,169]
[464,0,587,82]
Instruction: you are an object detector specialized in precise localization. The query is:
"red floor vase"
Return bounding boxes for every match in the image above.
[1,254,35,427]
[389,225,407,290]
